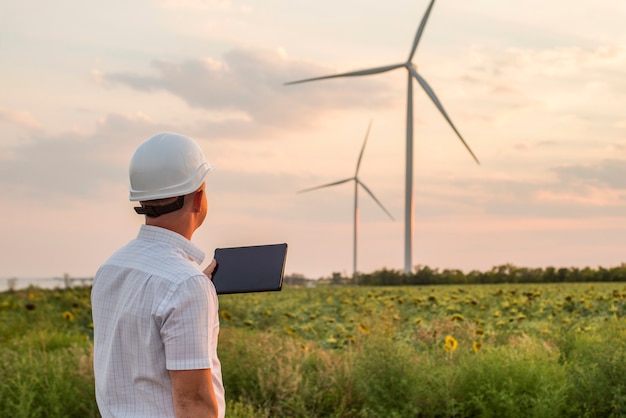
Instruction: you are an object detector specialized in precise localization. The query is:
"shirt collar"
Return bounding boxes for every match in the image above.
[137,224,206,265]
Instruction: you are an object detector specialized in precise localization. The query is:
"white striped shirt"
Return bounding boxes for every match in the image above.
[92,225,224,417]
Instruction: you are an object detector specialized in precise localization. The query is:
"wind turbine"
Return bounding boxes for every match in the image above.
[298,121,394,282]
[286,0,479,274]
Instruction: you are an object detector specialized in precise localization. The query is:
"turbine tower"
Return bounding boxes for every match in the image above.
[298,121,394,282]
[286,0,479,274]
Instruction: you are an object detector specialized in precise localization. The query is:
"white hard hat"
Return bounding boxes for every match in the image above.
[129,132,214,202]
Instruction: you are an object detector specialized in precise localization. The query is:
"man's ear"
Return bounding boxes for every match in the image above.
[192,189,204,212]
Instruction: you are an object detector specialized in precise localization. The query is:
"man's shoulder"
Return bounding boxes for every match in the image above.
[99,238,202,280]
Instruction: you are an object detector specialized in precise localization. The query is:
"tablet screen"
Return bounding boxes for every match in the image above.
[211,243,288,295]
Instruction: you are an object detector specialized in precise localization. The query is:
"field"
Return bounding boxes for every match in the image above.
[2,282,626,417]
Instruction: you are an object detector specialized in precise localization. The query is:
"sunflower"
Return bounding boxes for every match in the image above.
[451,313,465,322]
[444,335,458,352]
[472,341,482,353]
[62,311,75,322]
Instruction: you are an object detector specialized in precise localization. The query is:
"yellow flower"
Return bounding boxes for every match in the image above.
[62,311,74,321]
[472,341,482,353]
[451,313,465,322]
[444,335,458,352]
[358,323,370,334]
[220,310,232,321]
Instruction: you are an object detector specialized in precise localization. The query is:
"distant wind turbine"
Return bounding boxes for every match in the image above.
[286,0,479,274]
[298,121,394,282]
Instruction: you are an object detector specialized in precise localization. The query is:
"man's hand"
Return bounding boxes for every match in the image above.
[203,259,218,280]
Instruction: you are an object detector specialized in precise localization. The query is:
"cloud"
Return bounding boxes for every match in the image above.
[0,113,170,199]
[535,187,625,207]
[488,45,626,78]
[410,157,626,223]
[101,47,396,138]
[448,44,626,138]
[156,0,252,13]
[552,159,626,190]
[1,47,397,202]
[461,44,626,105]
[510,139,560,152]
[0,107,42,131]
[489,84,522,95]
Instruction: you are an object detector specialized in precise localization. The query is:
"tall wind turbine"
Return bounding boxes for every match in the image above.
[298,121,394,282]
[286,0,479,274]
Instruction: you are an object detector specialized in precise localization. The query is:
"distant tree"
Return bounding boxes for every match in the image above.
[348,263,626,287]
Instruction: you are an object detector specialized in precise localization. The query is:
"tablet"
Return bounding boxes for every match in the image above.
[211,243,288,295]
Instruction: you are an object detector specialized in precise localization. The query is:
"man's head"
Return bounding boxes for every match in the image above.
[128,133,214,232]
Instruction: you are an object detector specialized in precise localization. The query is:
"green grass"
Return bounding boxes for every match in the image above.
[0,337,97,418]
[3,283,626,417]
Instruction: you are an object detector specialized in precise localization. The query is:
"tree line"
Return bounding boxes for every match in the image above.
[349,263,626,286]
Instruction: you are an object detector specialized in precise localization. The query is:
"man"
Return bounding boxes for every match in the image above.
[92,132,225,417]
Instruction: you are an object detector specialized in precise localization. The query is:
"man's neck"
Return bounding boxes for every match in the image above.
[146,219,195,241]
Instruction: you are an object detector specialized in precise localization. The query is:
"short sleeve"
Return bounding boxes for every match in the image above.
[161,275,215,370]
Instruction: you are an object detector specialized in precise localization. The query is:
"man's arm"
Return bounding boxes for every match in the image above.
[170,368,218,418]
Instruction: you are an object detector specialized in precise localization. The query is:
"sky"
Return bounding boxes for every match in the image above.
[1,0,626,282]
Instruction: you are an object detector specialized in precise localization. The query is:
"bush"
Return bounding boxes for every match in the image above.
[0,343,98,418]
[350,335,423,417]
[560,321,626,417]
[455,336,568,418]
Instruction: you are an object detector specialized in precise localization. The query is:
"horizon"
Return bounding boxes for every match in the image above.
[4,261,626,293]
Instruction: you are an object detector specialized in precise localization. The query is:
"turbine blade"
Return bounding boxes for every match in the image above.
[357,179,395,221]
[297,178,353,193]
[285,63,404,85]
[355,119,373,176]
[409,67,480,165]
[408,0,436,62]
